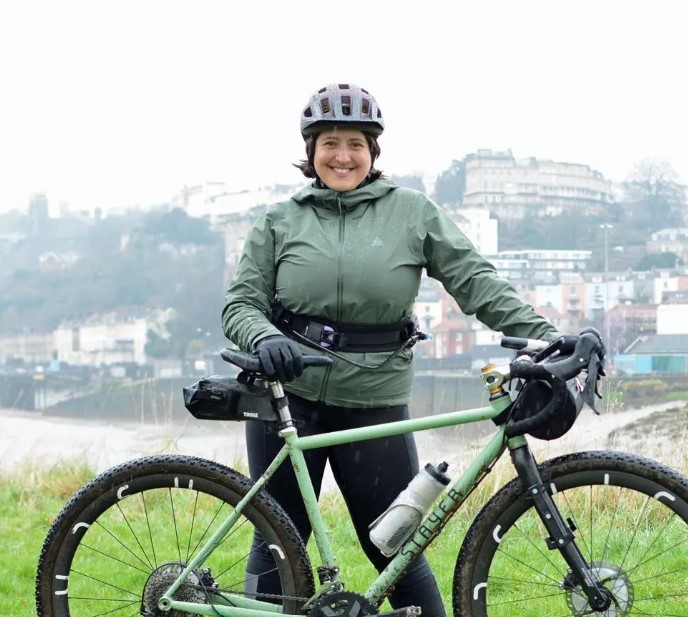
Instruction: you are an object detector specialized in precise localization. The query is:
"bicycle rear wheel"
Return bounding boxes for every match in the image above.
[36,454,315,616]
[453,450,688,616]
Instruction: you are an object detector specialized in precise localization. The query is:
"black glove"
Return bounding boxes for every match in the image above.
[254,336,304,383]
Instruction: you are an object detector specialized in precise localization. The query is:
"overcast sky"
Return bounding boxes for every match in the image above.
[1,1,686,215]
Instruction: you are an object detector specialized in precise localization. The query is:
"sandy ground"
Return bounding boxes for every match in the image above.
[3,398,687,490]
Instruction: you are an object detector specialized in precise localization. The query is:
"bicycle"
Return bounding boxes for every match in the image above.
[36,331,688,616]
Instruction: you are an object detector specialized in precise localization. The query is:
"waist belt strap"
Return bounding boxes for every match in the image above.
[271,302,418,353]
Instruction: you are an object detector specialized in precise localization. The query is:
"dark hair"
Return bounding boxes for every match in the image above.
[293,131,384,181]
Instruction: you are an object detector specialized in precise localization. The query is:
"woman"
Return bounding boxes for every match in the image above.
[222,83,560,615]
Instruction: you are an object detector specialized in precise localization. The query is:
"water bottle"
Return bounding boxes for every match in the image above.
[369,461,450,557]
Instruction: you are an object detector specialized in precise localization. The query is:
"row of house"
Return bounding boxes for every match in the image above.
[3,149,685,376]
[1,262,687,376]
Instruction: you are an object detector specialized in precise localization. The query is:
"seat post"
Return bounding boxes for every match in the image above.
[268,380,297,436]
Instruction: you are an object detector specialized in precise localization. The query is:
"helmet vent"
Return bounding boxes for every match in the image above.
[300,83,384,138]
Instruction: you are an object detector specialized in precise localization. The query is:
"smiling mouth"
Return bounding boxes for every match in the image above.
[332,167,353,174]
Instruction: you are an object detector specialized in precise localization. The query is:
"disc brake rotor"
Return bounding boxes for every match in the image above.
[565,561,633,616]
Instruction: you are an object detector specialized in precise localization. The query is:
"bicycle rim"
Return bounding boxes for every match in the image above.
[36,455,314,616]
[454,450,688,616]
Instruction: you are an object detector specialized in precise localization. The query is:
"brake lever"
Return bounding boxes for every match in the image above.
[544,333,605,413]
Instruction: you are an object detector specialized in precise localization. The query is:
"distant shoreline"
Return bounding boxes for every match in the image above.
[2,400,686,489]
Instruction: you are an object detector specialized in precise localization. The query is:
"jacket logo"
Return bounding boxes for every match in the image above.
[371,237,384,247]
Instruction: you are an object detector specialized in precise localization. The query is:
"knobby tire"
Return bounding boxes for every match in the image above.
[453,450,688,617]
[36,454,315,617]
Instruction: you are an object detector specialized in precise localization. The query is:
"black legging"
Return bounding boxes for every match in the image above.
[244,393,447,617]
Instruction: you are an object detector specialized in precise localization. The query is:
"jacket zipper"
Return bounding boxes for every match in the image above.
[318,195,345,401]
[336,195,345,322]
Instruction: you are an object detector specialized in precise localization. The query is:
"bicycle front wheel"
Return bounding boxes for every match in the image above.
[36,454,315,617]
[453,450,688,616]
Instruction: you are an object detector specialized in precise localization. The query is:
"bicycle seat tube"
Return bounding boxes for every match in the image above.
[267,379,342,579]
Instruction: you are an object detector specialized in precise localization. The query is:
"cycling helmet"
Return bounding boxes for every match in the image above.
[300,83,384,139]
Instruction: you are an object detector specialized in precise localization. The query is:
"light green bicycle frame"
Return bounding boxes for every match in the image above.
[160,390,514,617]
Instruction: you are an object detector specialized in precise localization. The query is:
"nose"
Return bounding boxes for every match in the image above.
[334,144,352,163]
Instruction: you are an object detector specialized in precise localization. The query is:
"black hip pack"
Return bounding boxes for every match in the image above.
[183,372,278,422]
[271,300,420,353]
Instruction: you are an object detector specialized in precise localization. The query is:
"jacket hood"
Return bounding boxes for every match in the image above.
[292,178,398,212]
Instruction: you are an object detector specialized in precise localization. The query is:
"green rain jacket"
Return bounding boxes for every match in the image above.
[222,178,559,408]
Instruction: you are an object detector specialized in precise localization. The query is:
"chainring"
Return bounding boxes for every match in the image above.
[308,590,378,617]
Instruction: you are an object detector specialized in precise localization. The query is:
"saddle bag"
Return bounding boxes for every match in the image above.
[183,372,278,422]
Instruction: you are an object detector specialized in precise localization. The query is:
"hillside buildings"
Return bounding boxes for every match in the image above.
[462,148,613,219]
[2,149,685,375]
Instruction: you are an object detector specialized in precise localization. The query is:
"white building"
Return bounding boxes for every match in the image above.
[172,182,299,224]
[653,270,681,304]
[495,249,592,275]
[53,313,150,366]
[445,207,498,255]
[656,304,688,335]
[535,282,564,313]
[647,228,688,265]
[462,149,612,220]
[0,333,53,364]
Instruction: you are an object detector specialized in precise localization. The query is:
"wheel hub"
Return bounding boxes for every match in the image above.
[565,561,633,616]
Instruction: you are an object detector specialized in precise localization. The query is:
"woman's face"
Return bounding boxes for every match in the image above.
[313,128,372,192]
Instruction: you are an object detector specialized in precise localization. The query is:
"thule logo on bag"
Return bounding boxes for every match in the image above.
[372,237,384,247]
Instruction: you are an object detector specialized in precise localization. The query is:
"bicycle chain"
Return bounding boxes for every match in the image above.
[184,581,308,604]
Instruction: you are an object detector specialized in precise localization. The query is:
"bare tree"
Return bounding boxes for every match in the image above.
[622,158,687,231]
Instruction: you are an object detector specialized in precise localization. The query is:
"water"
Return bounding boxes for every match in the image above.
[2,400,686,491]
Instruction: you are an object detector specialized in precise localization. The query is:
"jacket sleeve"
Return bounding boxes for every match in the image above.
[419,200,560,341]
[222,210,284,350]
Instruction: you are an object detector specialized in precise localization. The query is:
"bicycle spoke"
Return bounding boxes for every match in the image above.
[185,489,200,563]
[457,452,688,617]
[38,456,314,615]
[141,490,157,568]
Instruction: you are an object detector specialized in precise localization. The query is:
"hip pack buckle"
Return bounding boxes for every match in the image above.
[304,322,340,350]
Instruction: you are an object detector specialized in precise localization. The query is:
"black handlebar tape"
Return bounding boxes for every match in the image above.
[220,348,333,372]
[509,361,553,380]
[505,377,568,438]
[501,336,530,350]
[545,333,601,381]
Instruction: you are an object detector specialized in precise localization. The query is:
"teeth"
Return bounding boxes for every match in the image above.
[333,168,351,173]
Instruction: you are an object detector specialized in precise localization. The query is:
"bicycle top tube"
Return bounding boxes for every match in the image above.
[292,401,509,451]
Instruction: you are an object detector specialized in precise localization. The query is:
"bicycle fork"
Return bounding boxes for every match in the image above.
[509,440,614,613]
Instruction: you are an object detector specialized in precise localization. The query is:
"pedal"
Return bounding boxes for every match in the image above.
[378,606,422,617]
